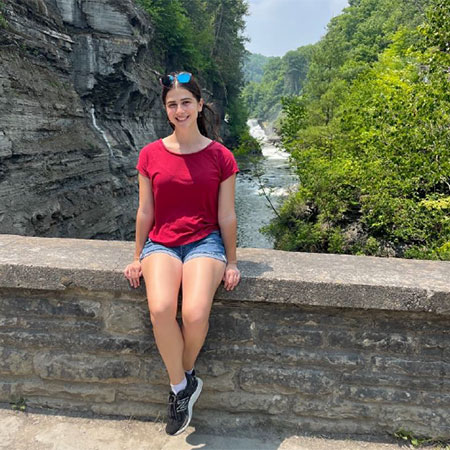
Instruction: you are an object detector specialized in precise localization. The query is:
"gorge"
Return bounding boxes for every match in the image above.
[0,0,235,241]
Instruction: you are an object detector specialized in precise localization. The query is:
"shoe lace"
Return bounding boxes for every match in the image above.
[168,393,189,420]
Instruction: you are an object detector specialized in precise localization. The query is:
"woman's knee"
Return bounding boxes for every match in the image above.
[182,305,210,329]
[148,300,177,327]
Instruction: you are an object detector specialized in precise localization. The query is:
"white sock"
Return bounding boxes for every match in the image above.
[186,368,194,375]
[171,377,187,395]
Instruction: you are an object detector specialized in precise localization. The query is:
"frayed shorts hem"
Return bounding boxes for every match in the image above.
[140,251,226,264]
[139,230,227,265]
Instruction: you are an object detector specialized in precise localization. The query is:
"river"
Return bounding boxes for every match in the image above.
[235,119,297,248]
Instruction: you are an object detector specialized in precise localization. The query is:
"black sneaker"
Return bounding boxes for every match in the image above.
[185,369,196,380]
[165,374,203,436]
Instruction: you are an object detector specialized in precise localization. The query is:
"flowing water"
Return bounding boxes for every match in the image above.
[235,119,298,248]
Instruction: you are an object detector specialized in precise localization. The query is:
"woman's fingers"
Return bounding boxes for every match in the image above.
[124,263,142,288]
[223,267,240,291]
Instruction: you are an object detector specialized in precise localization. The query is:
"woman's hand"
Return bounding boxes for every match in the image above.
[123,260,143,288]
[222,262,240,291]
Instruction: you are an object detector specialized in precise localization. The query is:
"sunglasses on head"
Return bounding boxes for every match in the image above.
[159,72,192,88]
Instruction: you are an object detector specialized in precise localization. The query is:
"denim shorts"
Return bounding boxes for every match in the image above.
[139,230,227,264]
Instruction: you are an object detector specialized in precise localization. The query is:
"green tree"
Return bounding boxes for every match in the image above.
[242,46,313,122]
[243,53,270,83]
[265,0,450,260]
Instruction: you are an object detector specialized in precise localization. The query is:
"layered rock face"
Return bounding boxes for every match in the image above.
[0,0,170,240]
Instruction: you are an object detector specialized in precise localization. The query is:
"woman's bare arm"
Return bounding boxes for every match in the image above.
[218,174,240,290]
[134,173,154,260]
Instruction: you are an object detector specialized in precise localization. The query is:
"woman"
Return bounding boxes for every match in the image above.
[123,71,240,436]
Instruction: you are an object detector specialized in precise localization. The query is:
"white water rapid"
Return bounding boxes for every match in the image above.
[235,120,297,248]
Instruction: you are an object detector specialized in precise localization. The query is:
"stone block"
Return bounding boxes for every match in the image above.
[208,308,253,343]
[0,329,153,354]
[293,397,378,420]
[91,401,163,419]
[378,405,450,438]
[239,366,336,395]
[138,357,169,386]
[203,342,367,370]
[0,317,19,327]
[417,333,450,360]
[198,391,289,415]
[341,371,450,393]
[419,391,450,407]
[0,382,14,402]
[327,330,416,354]
[0,347,33,375]
[25,395,92,413]
[371,356,450,378]
[34,352,141,383]
[276,413,382,437]
[0,316,100,333]
[257,325,323,348]
[2,379,115,403]
[195,360,237,392]
[0,294,101,319]
[195,359,229,377]
[115,384,167,404]
[102,301,150,335]
[338,385,416,404]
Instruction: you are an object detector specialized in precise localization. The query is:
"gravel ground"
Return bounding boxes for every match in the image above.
[0,407,410,450]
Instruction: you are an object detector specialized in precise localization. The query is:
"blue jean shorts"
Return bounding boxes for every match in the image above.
[139,230,227,264]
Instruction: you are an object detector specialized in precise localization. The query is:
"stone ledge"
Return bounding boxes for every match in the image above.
[1,234,449,314]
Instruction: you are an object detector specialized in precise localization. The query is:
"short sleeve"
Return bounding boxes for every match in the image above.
[136,146,150,178]
[219,147,239,182]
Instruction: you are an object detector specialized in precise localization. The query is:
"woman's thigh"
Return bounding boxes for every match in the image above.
[141,253,183,319]
[181,257,226,323]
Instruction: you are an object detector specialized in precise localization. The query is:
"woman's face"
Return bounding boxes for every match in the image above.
[165,87,203,130]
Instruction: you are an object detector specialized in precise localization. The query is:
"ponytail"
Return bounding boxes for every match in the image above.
[198,103,221,142]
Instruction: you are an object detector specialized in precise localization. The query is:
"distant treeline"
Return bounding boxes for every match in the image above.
[246,0,450,260]
[242,47,314,123]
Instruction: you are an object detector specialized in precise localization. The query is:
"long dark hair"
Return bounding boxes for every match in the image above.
[161,72,220,141]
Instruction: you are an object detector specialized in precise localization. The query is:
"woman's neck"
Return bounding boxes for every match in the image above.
[168,128,210,151]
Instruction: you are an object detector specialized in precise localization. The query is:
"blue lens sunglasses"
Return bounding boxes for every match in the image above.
[159,72,192,88]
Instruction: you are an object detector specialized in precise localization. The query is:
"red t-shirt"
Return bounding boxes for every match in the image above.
[136,138,239,246]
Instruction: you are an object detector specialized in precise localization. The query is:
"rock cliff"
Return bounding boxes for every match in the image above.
[0,0,172,240]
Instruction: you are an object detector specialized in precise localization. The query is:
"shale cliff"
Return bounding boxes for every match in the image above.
[0,0,178,240]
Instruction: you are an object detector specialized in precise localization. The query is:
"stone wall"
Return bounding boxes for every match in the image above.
[0,234,450,438]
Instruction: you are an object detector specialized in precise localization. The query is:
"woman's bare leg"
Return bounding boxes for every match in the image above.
[181,257,226,371]
[141,253,185,385]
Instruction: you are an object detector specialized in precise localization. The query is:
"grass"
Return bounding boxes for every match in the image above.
[394,429,450,449]
[9,397,27,412]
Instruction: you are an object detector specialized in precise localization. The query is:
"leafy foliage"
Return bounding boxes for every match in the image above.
[241,45,314,122]
[263,0,450,260]
[243,53,270,83]
[394,429,450,448]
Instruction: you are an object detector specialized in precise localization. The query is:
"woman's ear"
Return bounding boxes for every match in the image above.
[198,98,204,112]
